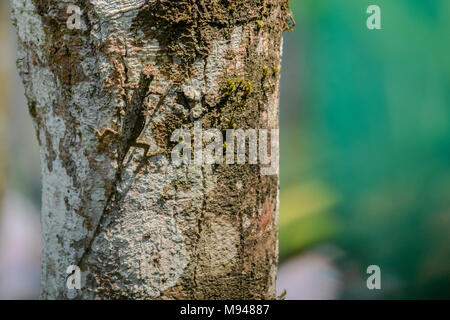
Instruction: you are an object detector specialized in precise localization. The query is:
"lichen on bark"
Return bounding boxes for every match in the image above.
[11,0,290,299]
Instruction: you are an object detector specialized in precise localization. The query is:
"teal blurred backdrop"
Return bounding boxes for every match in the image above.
[279,0,450,299]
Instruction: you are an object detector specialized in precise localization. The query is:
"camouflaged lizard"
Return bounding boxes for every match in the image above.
[95,66,164,164]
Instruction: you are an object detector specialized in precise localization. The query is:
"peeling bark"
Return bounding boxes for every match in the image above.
[11,0,289,299]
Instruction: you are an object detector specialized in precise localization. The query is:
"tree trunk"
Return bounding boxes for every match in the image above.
[11,0,289,299]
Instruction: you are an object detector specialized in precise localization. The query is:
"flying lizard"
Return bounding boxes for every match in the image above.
[94,65,171,164]
[78,66,173,269]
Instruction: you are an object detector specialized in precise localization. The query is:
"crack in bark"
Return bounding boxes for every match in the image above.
[78,69,154,271]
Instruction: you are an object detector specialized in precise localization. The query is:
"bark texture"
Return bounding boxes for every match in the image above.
[12,0,289,299]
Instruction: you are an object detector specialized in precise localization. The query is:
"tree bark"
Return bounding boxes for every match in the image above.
[11,0,289,299]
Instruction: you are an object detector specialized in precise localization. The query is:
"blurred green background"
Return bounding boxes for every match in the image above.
[278,0,450,299]
[1,0,450,299]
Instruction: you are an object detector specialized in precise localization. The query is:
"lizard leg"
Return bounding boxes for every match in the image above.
[95,127,119,139]
[148,85,165,95]
[133,140,161,158]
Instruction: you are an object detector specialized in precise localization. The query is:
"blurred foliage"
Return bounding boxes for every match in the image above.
[0,1,11,203]
[279,180,338,261]
[0,1,41,206]
[280,0,450,298]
